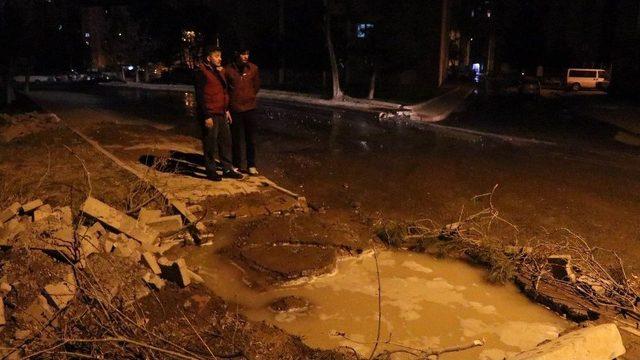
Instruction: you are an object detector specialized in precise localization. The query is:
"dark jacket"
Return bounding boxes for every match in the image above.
[225,61,260,112]
[194,63,229,119]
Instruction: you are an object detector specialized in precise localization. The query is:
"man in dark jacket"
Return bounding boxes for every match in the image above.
[226,48,261,175]
[194,46,243,181]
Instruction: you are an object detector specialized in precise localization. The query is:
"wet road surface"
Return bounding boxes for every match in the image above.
[29,85,640,273]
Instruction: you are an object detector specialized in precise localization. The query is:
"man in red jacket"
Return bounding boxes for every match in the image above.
[194,46,243,181]
[226,48,261,175]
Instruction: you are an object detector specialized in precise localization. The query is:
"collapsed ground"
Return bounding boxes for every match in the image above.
[2,93,640,359]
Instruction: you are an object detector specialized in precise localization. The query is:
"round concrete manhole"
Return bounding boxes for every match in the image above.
[239,243,337,280]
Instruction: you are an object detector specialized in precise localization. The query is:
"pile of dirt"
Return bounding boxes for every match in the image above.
[0,112,61,143]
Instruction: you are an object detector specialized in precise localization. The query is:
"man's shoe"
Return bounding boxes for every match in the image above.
[206,171,222,181]
[223,170,244,179]
[248,167,259,176]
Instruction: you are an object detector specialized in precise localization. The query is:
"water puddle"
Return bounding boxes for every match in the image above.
[186,249,571,359]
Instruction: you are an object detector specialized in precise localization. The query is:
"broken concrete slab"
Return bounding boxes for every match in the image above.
[42,272,77,310]
[0,217,26,244]
[81,197,158,245]
[142,272,166,290]
[138,208,162,224]
[21,199,43,214]
[33,204,53,222]
[187,269,204,284]
[158,257,191,287]
[54,206,73,225]
[508,323,625,360]
[103,238,114,253]
[146,215,182,236]
[87,222,107,239]
[0,202,21,223]
[114,243,134,258]
[548,255,577,283]
[142,252,161,275]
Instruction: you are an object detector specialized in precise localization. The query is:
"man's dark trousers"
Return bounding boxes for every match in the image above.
[231,110,257,169]
[201,114,234,176]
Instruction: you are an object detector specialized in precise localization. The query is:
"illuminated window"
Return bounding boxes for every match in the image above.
[356,23,374,39]
[85,32,90,38]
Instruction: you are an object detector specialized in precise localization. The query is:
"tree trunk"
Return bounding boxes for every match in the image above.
[135,67,140,83]
[438,0,450,87]
[324,0,343,100]
[121,66,126,81]
[278,0,285,85]
[367,68,377,100]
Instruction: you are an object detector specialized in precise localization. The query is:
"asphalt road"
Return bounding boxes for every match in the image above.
[28,85,640,271]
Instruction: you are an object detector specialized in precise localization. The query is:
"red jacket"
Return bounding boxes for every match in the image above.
[225,61,260,112]
[194,63,229,119]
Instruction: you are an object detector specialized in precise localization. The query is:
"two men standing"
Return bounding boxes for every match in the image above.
[194,46,260,181]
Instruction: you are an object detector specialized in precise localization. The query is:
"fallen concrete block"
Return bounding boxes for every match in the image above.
[146,215,182,235]
[0,218,26,243]
[104,238,114,253]
[130,249,142,263]
[187,269,204,284]
[33,204,53,222]
[548,255,577,283]
[142,252,161,275]
[87,222,107,238]
[82,197,158,245]
[0,202,21,223]
[508,323,625,360]
[138,208,162,224]
[142,272,166,290]
[21,199,43,214]
[187,205,203,214]
[55,206,73,225]
[114,243,134,258]
[158,257,191,287]
[42,273,76,310]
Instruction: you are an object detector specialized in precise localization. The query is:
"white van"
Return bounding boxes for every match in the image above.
[566,68,609,91]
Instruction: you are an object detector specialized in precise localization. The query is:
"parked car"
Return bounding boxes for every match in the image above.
[566,68,610,91]
[518,77,541,96]
[13,75,56,83]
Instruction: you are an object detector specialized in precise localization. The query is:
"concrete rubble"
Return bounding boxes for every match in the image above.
[508,323,625,360]
[0,197,206,345]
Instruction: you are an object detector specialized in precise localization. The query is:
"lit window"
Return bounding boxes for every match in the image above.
[487,10,491,18]
[356,23,374,39]
[85,32,90,38]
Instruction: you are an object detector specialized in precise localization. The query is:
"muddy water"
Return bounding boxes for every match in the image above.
[187,249,570,359]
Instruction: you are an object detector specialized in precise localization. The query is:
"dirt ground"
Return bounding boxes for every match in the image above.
[4,92,640,359]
